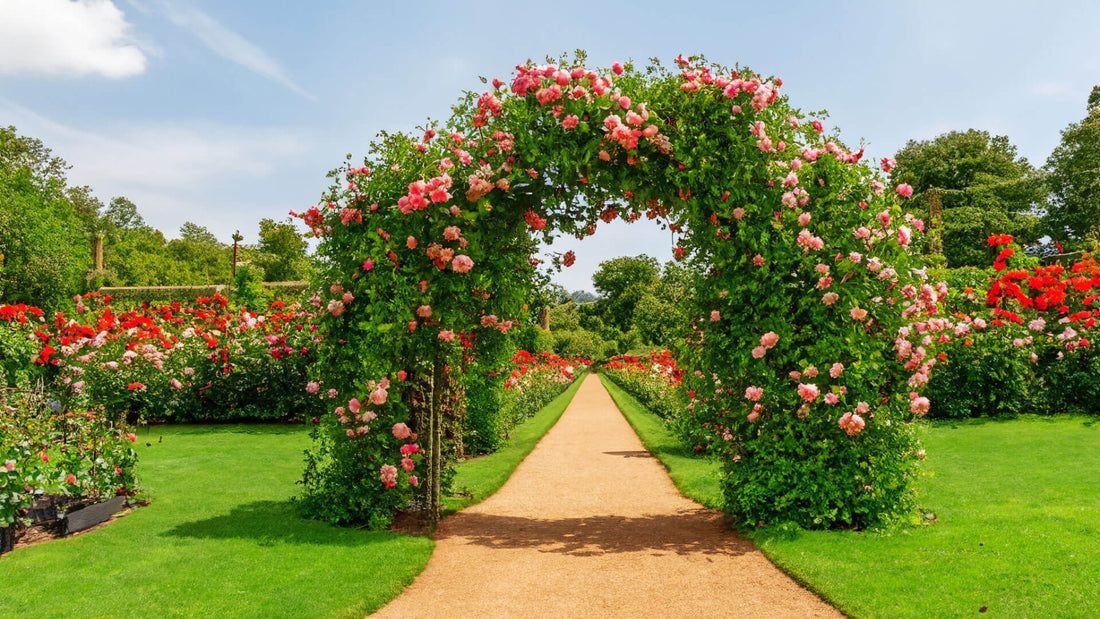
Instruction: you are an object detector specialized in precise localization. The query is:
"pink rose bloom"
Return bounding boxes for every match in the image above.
[397,370,408,381]
[417,305,432,318]
[400,443,419,455]
[829,362,844,379]
[562,114,580,129]
[856,401,870,414]
[744,386,764,401]
[329,283,343,295]
[798,212,811,226]
[407,236,418,250]
[895,183,914,197]
[401,457,416,472]
[804,366,819,378]
[848,252,862,263]
[380,464,399,488]
[910,396,930,415]
[349,398,361,414]
[362,259,374,271]
[760,331,779,349]
[854,226,871,239]
[452,255,474,273]
[710,310,721,322]
[747,411,760,423]
[815,263,830,274]
[439,329,456,342]
[822,292,839,305]
[824,392,840,405]
[753,254,765,267]
[751,346,766,359]
[408,475,419,487]
[392,423,412,440]
[732,207,746,220]
[850,307,868,321]
[342,292,354,305]
[612,61,624,75]
[327,299,345,316]
[306,381,320,394]
[370,387,388,406]
[169,378,183,390]
[789,371,802,380]
[443,226,461,241]
[973,318,987,329]
[797,383,820,402]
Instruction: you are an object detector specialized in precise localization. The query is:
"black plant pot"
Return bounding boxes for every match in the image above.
[63,496,127,536]
[0,526,14,555]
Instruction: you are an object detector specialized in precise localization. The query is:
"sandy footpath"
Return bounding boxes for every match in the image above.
[371,374,842,618]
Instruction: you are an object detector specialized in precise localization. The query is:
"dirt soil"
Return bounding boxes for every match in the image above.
[371,374,842,618]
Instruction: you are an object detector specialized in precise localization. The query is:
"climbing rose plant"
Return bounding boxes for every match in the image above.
[298,53,938,529]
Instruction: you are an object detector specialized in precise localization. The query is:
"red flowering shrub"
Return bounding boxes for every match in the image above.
[300,54,939,529]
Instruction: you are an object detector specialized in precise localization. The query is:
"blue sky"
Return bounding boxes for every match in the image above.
[1,0,1098,292]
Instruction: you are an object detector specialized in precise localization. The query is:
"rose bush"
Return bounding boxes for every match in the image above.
[298,53,941,529]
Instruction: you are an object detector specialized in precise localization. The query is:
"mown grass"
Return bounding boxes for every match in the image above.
[0,379,583,618]
[600,374,1100,618]
[444,376,584,514]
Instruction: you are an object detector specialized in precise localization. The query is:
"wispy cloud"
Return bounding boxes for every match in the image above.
[155,1,314,100]
[0,0,146,78]
[0,97,308,238]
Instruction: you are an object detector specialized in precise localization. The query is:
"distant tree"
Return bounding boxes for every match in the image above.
[569,290,598,304]
[891,129,1044,266]
[0,126,92,308]
[548,301,582,331]
[253,217,310,281]
[1045,86,1100,242]
[591,255,660,330]
[102,196,146,232]
[631,261,697,349]
[167,223,230,284]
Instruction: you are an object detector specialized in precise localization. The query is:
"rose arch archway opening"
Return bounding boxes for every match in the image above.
[293,53,937,533]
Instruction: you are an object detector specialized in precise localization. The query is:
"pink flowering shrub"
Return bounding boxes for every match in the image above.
[299,53,937,529]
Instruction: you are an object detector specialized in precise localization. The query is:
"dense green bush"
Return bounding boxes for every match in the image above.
[924,328,1034,419]
[1038,344,1100,415]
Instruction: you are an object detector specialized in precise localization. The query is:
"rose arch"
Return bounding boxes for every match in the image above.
[294,54,937,531]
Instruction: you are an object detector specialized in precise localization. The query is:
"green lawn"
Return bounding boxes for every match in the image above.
[601,374,1100,619]
[0,380,582,619]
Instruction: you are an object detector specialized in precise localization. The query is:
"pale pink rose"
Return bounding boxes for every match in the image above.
[329,283,343,295]
[407,236,418,249]
[1028,318,1046,331]
[973,318,987,329]
[732,207,746,220]
[306,381,320,394]
[327,299,345,316]
[845,414,865,435]
[804,366,819,378]
[848,252,862,263]
[417,305,432,318]
[895,183,914,197]
[744,386,764,401]
[897,225,912,246]
[401,457,415,472]
[612,61,624,75]
[710,310,721,322]
[408,475,419,486]
[760,331,779,349]
[342,292,354,305]
[856,401,870,414]
[444,226,461,241]
[815,263,830,274]
[797,383,820,401]
[822,292,839,305]
[854,226,871,239]
[380,464,399,488]
[753,254,765,267]
[798,212,811,226]
[452,255,474,273]
[562,114,579,129]
[751,346,766,359]
[747,411,760,423]
[392,423,412,440]
[850,307,868,321]
[910,396,930,415]
[349,398,361,414]
[370,387,388,406]
[829,362,844,379]
[439,329,456,342]
[789,371,802,381]
[824,392,840,405]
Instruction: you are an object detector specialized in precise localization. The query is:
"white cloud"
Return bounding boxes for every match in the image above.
[156,1,314,100]
[0,0,146,78]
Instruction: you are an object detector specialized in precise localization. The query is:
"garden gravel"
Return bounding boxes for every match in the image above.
[372,374,841,618]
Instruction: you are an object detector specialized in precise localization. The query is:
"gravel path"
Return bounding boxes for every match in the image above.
[371,374,842,618]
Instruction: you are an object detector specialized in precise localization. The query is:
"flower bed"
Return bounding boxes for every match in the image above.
[466,351,589,454]
[1,386,139,553]
[0,293,323,422]
[603,351,701,448]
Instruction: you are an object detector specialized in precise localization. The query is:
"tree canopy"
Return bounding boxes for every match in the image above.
[1045,86,1100,242]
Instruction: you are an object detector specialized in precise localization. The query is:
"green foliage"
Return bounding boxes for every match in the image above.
[252,217,311,282]
[1036,343,1100,415]
[551,328,607,362]
[231,263,273,311]
[1045,86,1100,241]
[591,254,660,331]
[891,129,1045,266]
[547,300,581,331]
[924,329,1034,418]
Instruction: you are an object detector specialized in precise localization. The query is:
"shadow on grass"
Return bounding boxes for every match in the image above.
[439,510,753,558]
[162,500,397,546]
